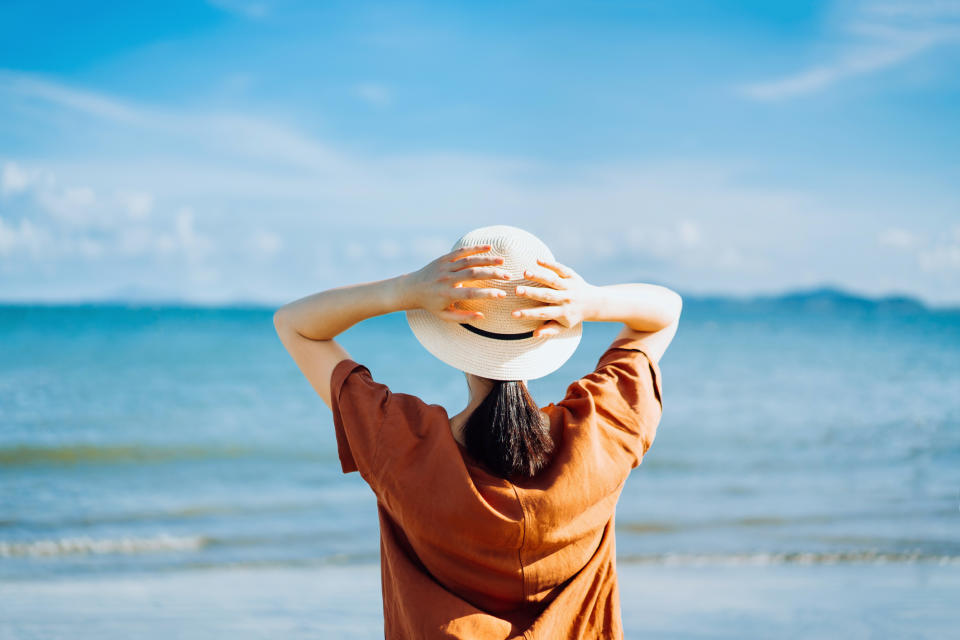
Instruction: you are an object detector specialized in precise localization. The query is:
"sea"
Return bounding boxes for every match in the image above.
[1,293,958,638]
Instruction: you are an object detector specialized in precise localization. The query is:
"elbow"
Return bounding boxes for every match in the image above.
[654,290,682,330]
[273,306,327,341]
[671,291,683,323]
[652,287,682,329]
[273,307,289,335]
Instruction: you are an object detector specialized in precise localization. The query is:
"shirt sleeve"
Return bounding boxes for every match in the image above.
[329,358,391,483]
[559,336,664,470]
[329,358,439,496]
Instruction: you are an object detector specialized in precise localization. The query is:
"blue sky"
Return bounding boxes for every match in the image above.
[1,0,958,305]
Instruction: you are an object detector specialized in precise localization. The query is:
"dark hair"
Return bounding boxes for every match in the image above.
[463,379,555,479]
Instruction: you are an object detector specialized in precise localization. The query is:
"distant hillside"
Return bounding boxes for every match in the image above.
[679,286,957,317]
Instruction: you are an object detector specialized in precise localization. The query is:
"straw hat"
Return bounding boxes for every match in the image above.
[406,225,582,381]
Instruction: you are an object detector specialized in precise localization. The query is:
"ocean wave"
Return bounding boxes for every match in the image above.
[0,443,330,466]
[618,511,937,534]
[0,534,208,557]
[618,550,960,566]
[0,500,329,530]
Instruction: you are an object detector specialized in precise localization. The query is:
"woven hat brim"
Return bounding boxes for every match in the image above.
[406,307,582,381]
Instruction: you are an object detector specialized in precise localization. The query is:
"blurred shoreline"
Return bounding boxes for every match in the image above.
[2,562,958,639]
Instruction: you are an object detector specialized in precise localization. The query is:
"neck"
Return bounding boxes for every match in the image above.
[451,375,495,427]
[466,377,495,409]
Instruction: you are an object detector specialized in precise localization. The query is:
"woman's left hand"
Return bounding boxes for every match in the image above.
[400,244,513,322]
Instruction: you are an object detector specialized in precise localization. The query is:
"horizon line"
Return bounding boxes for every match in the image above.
[0,284,956,312]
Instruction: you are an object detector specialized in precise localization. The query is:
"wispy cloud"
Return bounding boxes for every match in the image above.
[879,224,960,272]
[0,70,344,172]
[740,0,960,100]
[0,70,148,124]
[353,83,393,107]
[1,71,957,304]
[0,161,213,262]
[206,0,271,20]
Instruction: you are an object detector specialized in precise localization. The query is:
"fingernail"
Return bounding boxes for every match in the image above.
[512,310,521,317]
[516,286,524,294]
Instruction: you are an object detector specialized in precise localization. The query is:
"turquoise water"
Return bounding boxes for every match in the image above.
[1,300,958,587]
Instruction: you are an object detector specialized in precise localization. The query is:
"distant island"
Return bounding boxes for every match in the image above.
[677,286,958,316]
[0,285,957,316]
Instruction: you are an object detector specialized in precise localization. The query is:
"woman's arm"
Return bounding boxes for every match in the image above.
[273,275,409,343]
[272,276,409,408]
[588,284,682,364]
[584,283,682,332]
[274,244,509,408]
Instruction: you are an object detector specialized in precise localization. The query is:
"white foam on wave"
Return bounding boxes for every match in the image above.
[619,550,960,566]
[0,534,208,557]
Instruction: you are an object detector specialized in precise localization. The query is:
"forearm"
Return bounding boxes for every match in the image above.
[273,274,412,341]
[584,283,682,332]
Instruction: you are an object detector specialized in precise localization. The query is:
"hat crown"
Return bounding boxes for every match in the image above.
[452,225,555,334]
[405,224,582,381]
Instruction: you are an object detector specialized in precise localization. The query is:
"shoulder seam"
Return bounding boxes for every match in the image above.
[601,347,662,409]
[369,374,389,474]
[342,362,389,474]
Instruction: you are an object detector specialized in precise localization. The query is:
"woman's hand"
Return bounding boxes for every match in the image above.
[401,244,513,322]
[513,257,598,338]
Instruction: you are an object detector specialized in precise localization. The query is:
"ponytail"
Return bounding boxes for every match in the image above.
[463,380,554,479]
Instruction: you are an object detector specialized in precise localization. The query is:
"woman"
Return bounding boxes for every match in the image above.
[274,225,681,639]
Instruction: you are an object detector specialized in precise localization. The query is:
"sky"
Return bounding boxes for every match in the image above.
[0,0,958,306]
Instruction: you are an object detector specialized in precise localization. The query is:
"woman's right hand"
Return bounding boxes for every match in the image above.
[401,243,511,322]
[512,258,598,338]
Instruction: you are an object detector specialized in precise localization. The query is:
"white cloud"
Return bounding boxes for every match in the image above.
[409,235,451,260]
[0,72,957,304]
[740,0,960,100]
[207,0,271,19]
[624,219,748,272]
[877,227,920,249]
[1,162,157,230]
[250,229,282,257]
[0,71,345,173]
[677,220,701,248]
[0,217,47,257]
[36,185,97,224]
[344,242,368,261]
[115,191,154,221]
[0,71,147,124]
[1,160,215,274]
[353,83,393,107]
[1,162,30,195]
[878,224,960,273]
[919,244,960,271]
[918,224,960,271]
[157,207,212,261]
[377,238,402,259]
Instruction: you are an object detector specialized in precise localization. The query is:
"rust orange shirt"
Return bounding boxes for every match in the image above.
[329,335,664,639]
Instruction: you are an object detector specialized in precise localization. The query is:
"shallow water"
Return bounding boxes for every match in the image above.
[3,563,958,639]
[1,301,958,635]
